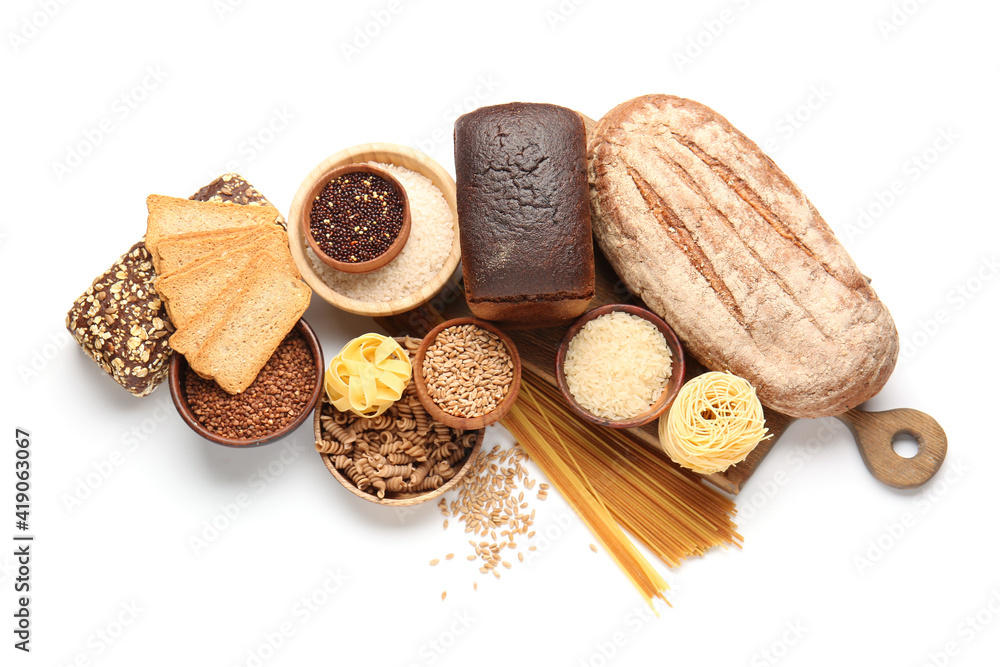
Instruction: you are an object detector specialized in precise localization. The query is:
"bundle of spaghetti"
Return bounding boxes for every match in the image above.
[511,376,741,567]
[660,371,770,475]
[504,383,670,608]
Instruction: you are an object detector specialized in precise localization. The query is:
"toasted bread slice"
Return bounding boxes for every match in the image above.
[154,228,293,327]
[167,252,279,357]
[155,226,262,275]
[145,194,280,270]
[189,266,311,394]
[156,224,297,282]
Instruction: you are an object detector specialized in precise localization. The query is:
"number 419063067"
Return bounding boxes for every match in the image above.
[15,428,30,531]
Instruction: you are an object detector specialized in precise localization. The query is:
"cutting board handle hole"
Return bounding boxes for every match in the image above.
[891,433,920,459]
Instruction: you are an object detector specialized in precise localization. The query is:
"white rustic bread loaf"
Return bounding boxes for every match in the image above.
[587,94,898,418]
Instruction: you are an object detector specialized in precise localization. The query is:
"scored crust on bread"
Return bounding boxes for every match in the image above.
[145,194,281,270]
[188,265,312,394]
[587,94,898,418]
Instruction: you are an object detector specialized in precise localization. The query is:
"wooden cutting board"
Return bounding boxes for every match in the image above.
[376,110,946,494]
[375,245,947,494]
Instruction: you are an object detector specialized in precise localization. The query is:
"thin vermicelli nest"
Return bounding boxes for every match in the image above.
[659,371,770,475]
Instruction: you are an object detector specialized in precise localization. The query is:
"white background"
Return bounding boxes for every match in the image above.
[3,0,999,665]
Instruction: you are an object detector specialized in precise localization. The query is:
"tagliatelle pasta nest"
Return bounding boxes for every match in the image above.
[325,333,412,418]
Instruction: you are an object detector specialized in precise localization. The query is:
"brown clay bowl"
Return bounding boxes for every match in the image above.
[315,335,483,507]
[169,318,325,447]
[555,304,685,429]
[412,318,522,430]
[300,162,411,274]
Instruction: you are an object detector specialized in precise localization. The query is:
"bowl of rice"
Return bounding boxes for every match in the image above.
[288,143,460,317]
[555,304,686,429]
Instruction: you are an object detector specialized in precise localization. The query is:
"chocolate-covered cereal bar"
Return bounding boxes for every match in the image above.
[66,242,174,396]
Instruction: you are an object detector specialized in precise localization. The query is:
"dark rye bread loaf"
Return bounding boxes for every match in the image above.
[454,102,594,326]
[588,95,898,418]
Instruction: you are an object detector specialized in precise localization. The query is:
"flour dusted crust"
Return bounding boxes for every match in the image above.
[587,95,898,418]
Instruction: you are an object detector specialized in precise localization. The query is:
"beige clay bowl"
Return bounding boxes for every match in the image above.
[288,143,460,317]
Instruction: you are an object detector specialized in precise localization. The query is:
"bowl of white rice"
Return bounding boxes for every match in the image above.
[555,304,686,429]
[288,143,460,316]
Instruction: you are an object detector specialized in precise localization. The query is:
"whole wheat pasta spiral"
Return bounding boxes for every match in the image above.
[316,439,353,455]
[320,417,356,444]
[376,464,414,479]
[385,476,408,493]
[387,452,414,465]
[369,414,394,431]
[658,371,770,474]
[414,474,444,491]
[410,460,432,486]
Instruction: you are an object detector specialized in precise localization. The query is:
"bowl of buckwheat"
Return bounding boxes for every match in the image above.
[168,318,325,447]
